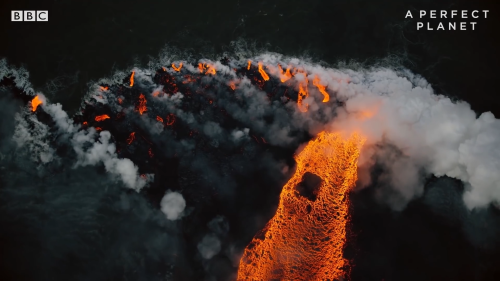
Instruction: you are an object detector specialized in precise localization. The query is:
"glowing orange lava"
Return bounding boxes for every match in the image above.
[258,62,270,81]
[197,63,216,75]
[100,86,109,91]
[247,60,252,70]
[137,94,147,115]
[313,76,330,103]
[206,65,216,75]
[237,131,365,281]
[165,113,176,126]
[278,64,292,82]
[127,132,135,145]
[31,95,42,112]
[156,116,164,123]
[130,71,135,87]
[95,114,110,122]
[297,80,309,112]
[172,63,183,72]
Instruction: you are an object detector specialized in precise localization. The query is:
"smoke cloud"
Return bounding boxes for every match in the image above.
[2,45,500,280]
[143,51,500,211]
[0,61,188,280]
[319,67,500,210]
[81,51,500,211]
[160,190,186,220]
[198,233,221,260]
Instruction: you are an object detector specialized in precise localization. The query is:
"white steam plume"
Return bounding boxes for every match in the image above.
[201,54,500,210]
[213,54,500,210]
[39,100,150,191]
[197,233,221,260]
[160,190,186,220]
[245,58,500,210]
[82,51,500,210]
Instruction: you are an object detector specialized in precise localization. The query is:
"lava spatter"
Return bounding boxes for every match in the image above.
[237,131,365,281]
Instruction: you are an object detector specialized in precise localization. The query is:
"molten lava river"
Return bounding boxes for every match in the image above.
[237,131,365,281]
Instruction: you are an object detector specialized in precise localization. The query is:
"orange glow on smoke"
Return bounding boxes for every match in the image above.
[278,64,292,82]
[206,65,216,75]
[247,60,252,70]
[117,97,123,104]
[165,113,176,126]
[95,127,102,131]
[172,63,183,72]
[162,67,167,71]
[258,62,270,81]
[182,75,196,84]
[137,94,147,115]
[358,110,376,120]
[313,76,330,103]
[127,132,135,145]
[130,71,135,87]
[31,95,42,112]
[237,131,365,281]
[100,86,109,91]
[156,116,164,123]
[95,115,110,122]
[198,63,216,75]
[229,81,236,90]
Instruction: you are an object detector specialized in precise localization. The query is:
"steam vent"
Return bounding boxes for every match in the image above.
[237,131,365,281]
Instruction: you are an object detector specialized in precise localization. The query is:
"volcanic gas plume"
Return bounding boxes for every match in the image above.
[237,131,365,280]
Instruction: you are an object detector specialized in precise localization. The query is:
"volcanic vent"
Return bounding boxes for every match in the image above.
[237,131,365,281]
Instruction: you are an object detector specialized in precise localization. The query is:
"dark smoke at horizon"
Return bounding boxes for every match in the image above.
[0,48,500,281]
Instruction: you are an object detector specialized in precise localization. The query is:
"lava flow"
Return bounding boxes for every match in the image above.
[130,71,135,87]
[237,131,365,281]
[95,114,110,122]
[258,62,270,81]
[136,93,147,115]
[31,95,42,112]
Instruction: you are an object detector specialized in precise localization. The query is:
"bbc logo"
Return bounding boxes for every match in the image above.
[11,11,48,22]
